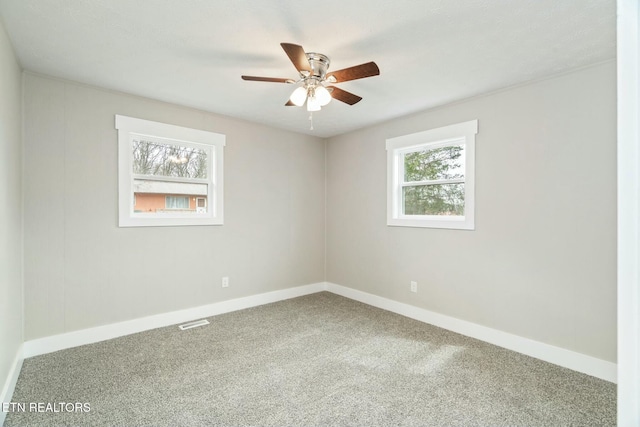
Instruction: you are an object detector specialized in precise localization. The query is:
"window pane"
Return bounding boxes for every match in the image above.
[404,145,464,182]
[403,183,465,216]
[133,179,207,214]
[132,137,208,179]
[166,196,189,209]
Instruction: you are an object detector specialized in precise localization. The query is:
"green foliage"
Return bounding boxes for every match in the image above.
[403,146,465,215]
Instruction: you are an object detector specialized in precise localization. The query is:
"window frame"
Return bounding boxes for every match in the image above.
[116,115,225,227]
[386,120,478,230]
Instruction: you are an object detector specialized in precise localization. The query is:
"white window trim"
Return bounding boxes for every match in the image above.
[116,115,225,227]
[386,120,478,230]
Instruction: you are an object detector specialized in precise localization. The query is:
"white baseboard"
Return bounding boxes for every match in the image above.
[21,281,616,384]
[325,282,617,383]
[23,282,326,358]
[1,344,24,426]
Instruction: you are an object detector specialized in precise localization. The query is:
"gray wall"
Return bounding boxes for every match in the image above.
[0,20,23,393]
[23,73,326,340]
[326,62,617,362]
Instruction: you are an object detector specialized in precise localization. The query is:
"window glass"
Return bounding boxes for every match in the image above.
[132,137,208,179]
[133,181,207,214]
[403,145,465,182]
[165,196,190,210]
[402,184,465,216]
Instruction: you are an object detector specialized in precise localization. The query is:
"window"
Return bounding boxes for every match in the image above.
[165,196,190,210]
[386,120,477,230]
[195,197,207,213]
[116,115,225,227]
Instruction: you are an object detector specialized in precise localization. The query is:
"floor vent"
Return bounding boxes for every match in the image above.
[178,319,210,330]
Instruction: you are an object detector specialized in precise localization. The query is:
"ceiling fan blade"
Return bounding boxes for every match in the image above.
[241,75,295,83]
[280,43,312,74]
[285,100,295,106]
[327,62,380,83]
[328,86,362,105]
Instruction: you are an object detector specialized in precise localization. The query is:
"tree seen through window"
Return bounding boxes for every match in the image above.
[132,138,208,179]
[403,145,465,216]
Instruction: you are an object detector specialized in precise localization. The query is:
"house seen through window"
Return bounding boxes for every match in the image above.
[116,115,225,227]
[131,138,208,214]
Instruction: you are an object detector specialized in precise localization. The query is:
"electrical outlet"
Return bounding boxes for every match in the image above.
[221,276,229,288]
[410,281,418,293]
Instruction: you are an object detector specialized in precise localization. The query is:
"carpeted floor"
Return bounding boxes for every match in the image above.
[4,292,615,426]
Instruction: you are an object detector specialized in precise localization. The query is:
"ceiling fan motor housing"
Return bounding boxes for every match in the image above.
[305,53,330,79]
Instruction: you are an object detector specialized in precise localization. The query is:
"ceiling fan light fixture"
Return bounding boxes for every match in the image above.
[316,86,332,106]
[306,96,321,111]
[290,87,307,106]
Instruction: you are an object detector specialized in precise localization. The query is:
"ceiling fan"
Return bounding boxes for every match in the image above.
[241,43,380,112]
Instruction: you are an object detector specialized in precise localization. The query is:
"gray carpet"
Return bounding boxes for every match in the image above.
[4,292,615,426]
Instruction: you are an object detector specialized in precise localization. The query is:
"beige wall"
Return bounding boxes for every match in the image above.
[23,73,326,340]
[20,60,617,364]
[326,62,617,362]
[0,20,23,396]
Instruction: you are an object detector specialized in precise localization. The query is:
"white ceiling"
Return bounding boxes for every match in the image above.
[0,0,616,138]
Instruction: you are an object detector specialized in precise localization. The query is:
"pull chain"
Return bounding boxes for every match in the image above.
[309,112,314,130]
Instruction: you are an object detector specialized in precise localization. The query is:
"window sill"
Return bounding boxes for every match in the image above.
[387,216,474,230]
